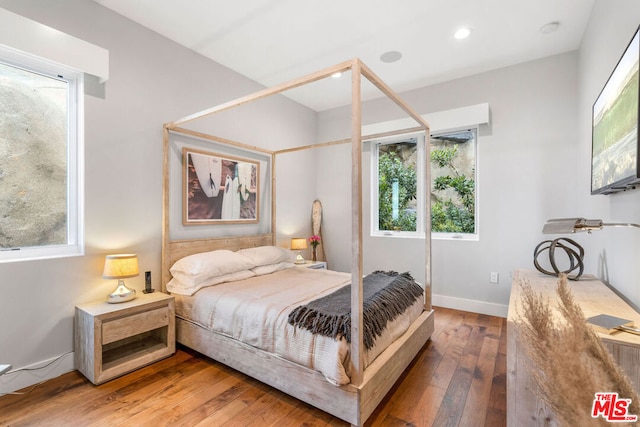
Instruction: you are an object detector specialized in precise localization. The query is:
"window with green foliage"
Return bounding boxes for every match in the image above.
[377,138,418,233]
[373,129,477,239]
[431,130,477,236]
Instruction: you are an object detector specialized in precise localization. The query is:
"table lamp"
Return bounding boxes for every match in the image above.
[543,218,640,234]
[290,238,307,264]
[102,254,138,303]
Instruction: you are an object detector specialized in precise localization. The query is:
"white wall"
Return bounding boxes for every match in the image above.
[317,52,581,317]
[577,0,640,309]
[0,0,316,393]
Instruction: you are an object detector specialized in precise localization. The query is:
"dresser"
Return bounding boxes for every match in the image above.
[507,269,640,426]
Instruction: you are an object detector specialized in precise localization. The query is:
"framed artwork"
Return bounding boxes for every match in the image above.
[182,147,259,224]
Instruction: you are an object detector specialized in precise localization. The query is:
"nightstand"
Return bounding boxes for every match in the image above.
[295,260,327,270]
[75,292,175,385]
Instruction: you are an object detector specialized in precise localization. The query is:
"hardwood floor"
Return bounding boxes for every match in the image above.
[0,307,506,426]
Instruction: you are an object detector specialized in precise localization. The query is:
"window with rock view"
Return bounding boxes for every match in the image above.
[0,51,83,262]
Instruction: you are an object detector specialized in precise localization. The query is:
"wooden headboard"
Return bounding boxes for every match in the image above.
[162,233,274,290]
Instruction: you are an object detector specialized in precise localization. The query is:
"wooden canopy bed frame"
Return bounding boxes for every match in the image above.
[161,58,434,426]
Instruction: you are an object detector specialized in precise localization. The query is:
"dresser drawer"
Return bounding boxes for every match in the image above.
[102,306,169,345]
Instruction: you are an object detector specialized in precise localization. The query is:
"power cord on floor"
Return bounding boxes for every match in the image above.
[0,351,74,398]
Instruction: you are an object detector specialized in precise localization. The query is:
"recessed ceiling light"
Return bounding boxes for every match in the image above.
[380,50,403,63]
[540,21,560,34]
[454,27,472,40]
[331,72,342,79]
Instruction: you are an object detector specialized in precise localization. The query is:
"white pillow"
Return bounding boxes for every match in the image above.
[167,269,256,296]
[170,249,255,287]
[251,262,294,276]
[237,246,295,267]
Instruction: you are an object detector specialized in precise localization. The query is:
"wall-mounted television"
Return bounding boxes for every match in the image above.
[591,25,640,195]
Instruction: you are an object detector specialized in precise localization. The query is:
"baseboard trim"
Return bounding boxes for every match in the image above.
[0,351,75,396]
[432,294,508,318]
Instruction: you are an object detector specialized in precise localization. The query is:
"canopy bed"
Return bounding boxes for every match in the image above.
[161,58,434,426]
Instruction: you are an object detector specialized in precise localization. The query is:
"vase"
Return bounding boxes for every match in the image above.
[312,246,317,261]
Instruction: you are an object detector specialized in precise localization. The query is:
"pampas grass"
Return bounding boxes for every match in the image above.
[515,274,639,426]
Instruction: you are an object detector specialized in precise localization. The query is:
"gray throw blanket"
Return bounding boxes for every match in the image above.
[287,271,423,350]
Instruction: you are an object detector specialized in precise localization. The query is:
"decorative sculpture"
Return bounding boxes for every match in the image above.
[533,237,584,280]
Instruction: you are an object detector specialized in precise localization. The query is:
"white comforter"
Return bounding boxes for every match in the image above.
[173,267,424,385]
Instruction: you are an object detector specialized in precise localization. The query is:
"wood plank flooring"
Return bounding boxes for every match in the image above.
[0,307,506,426]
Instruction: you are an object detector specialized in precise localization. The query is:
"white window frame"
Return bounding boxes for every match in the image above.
[0,46,84,263]
[368,103,488,241]
[370,127,480,241]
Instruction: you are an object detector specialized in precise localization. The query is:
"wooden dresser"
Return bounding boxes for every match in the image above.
[507,269,640,426]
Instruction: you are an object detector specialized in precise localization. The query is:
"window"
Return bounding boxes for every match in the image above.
[0,48,84,262]
[373,128,477,239]
[373,134,425,237]
[431,129,477,238]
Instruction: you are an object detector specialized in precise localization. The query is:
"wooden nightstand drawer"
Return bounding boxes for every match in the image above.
[102,306,170,345]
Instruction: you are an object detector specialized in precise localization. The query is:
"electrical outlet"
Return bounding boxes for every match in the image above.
[0,364,11,375]
[490,272,499,284]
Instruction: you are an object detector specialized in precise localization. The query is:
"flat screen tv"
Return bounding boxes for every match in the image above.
[591,25,640,195]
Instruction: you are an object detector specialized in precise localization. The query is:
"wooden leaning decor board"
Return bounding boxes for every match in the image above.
[162,58,434,426]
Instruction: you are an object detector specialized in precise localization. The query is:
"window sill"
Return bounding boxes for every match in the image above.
[432,233,479,242]
[371,232,479,241]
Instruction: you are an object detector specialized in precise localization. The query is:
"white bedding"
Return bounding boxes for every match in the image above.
[173,266,424,385]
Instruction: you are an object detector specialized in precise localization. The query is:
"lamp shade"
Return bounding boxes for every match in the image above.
[290,238,307,250]
[542,218,604,234]
[543,217,640,234]
[102,254,139,279]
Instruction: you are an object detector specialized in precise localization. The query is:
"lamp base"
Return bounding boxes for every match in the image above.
[295,254,306,264]
[107,280,136,304]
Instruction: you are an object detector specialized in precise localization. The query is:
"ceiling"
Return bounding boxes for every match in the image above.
[94,0,595,112]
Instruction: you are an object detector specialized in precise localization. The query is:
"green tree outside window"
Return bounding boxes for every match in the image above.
[378,143,417,231]
[376,130,476,235]
[430,131,476,233]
